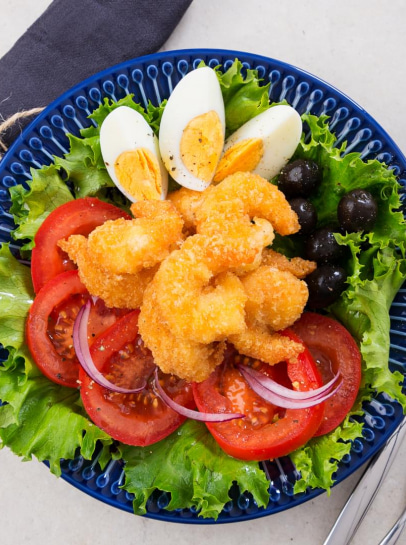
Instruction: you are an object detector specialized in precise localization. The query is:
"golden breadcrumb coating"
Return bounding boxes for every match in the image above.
[168,186,207,234]
[58,235,156,309]
[229,324,304,366]
[149,234,248,346]
[261,248,317,279]
[59,170,309,383]
[241,265,309,331]
[87,199,184,275]
[196,171,299,237]
[138,281,226,383]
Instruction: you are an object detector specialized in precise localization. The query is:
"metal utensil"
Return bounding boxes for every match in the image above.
[378,505,406,545]
[323,416,406,545]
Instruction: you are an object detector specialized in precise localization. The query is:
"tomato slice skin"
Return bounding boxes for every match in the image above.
[290,312,362,436]
[26,270,127,388]
[31,197,131,293]
[80,310,196,447]
[27,270,88,387]
[192,339,324,461]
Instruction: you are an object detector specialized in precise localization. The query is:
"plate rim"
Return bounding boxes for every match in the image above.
[5,48,406,168]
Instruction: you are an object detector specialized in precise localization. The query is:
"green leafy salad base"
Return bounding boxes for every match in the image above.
[1,60,406,520]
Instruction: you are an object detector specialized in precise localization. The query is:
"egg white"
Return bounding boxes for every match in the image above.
[159,66,226,191]
[223,105,302,180]
[100,106,168,201]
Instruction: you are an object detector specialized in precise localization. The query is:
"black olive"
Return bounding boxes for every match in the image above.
[337,189,378,233]
[278,159,321,198]
[289,198,318,235]
[305,227,344,263]
[306,264,347,308]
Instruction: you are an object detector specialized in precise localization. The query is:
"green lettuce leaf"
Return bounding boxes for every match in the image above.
[121,419,269,520]
[0,244,39,379]
[331,244,406,409]
[9,165,73,252]
[0,245,113,475]
[216,59,270,136]
[295,115,406,246]
[0,370,112,475]
[54,133,113,198]
[0,244,34,351]
[82,95,166,138]
[291,416,363,493]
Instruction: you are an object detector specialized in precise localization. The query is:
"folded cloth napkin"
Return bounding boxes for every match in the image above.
[0,0,193,149]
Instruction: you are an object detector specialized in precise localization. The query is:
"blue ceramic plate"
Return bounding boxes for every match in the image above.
[1,49,405,524]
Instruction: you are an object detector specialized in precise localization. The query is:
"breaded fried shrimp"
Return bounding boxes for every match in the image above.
[196,171,300,237]
[240,266,309,331]
[139,282,226,382]
[59,173,306,381]
[229,323,304,366]
[261,248,316,278]
[58,235,156,309]
[168,186,207,233]
[87,199,183,275]
[150,234,248,345]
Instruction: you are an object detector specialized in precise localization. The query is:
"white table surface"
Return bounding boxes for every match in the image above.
[1,1,406,544]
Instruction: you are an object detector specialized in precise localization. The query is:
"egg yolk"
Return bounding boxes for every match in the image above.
[213,138,264,183]
[114,148,162,200]
[180,110,224,183]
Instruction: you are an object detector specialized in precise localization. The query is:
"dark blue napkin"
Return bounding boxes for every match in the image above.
[0,0,193,147]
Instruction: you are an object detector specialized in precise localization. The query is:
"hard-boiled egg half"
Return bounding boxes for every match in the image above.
[100,106,168,202]
[213,105,302,183]
[159,66,226,191]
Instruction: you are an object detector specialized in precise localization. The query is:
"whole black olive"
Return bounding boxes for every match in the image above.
[337,189,378,233]
[306,264,347,308]
[278,159,321,198]
[305,227,344,263]
[289,198,318,235]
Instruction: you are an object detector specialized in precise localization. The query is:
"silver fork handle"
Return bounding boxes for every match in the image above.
[378,506,406,545]
[323,417,406,545]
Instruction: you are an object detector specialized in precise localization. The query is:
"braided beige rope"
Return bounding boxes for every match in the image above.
[0,107,45,159]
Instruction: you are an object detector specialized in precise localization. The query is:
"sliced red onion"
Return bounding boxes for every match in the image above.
[154,368,245,422]
[73,300,146,394]
[238,364,341,400]
[238,365,342,409]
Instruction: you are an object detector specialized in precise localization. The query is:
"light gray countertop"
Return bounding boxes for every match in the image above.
[1,1,406,544]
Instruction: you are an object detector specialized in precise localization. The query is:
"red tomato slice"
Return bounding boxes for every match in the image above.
[79,310,196,447]
[290,312,362,436]
[26,270,127,388]
[31,197,131,293]
[192,339,324,461]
